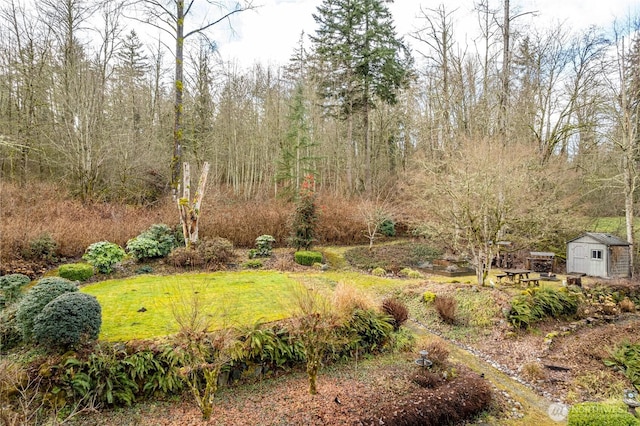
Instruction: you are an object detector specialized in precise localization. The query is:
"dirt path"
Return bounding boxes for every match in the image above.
[407,320,566,425]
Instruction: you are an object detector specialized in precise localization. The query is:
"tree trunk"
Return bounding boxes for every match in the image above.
[178,162,210,248]
[172,0,185,199]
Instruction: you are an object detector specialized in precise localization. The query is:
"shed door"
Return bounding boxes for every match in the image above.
[570,244,589,274]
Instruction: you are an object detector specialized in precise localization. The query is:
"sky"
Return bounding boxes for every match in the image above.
[208,0,639,69]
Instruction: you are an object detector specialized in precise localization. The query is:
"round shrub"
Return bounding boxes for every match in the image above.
[371,267,386,276]
[197,237,235,267]
[0,273,31,308]
[168,247,205,268]
[16,278,78,341]
[32,292,101,349]
[127,224,178,262]
[83,241,125,274]
[26,233,58,262]
[423,291,436,304]
[143,224,177,256]
[126,236,162,261]
[58,263,94,282]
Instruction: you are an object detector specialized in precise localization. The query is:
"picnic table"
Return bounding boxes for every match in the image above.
[496,269,532,284]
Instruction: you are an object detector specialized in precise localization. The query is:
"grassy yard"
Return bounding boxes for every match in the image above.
[81,269,420,342]
[82,271,304,341]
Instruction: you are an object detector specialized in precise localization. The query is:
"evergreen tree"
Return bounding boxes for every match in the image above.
[310,0,413,193]
[277,83,316,198]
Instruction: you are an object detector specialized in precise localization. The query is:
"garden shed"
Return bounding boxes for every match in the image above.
[566,232,631,278]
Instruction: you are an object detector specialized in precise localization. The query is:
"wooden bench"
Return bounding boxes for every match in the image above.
[496,273,508,283]
[520,278,540,286]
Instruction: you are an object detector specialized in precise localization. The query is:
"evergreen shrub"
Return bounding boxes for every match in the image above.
[379,218,396,237]
[0,273,31,308]
[127,224,177,261]
[32,292,101,350]
[16,277,78,340]
[83,241,125,274]
[0,304,22,351]
[251,235,276,258]
[26,233,58,262]
[58,263,94,282]
[289,175,318,250]
[294,251,322,266]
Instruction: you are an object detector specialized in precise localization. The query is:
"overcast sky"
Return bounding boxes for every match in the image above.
[207,0,639,68]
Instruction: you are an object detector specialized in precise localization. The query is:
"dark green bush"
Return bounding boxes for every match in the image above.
[379,218,396,237]
[0,304,22,351]
[567,402,640,426]
[83,241,125,274]
[0,273,31,308]
[58,263,94,282]
[32,292,101,350]
[26,233,58,262]
[289,175,318,251]
[294,250,323,266]
[16,277,78,340]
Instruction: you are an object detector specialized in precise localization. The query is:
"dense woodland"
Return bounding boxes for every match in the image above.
[1,0,640,269]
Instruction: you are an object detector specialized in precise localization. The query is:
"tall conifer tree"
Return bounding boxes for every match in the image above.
[310,0,412,193]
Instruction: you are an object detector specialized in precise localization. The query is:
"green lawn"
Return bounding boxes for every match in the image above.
[588,217,639,237]
[82,271,304,342]
[81,269,419,342]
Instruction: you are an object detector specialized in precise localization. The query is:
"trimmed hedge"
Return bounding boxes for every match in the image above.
[58,263,94,282]
[33,292,102,350]
[294,251,323,266]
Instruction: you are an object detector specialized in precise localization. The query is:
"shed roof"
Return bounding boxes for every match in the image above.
[567,232,630,246]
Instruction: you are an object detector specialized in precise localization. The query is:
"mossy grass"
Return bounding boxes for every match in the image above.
[82,271,304,341]
[80,269,419,341]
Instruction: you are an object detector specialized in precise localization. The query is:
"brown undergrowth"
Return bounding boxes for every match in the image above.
[1,182,416,268]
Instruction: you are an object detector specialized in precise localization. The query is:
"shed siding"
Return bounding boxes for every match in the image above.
[566,234,631,278]
[609,246,631,278]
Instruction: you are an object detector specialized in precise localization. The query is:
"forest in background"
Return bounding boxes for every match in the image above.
[0,0,639,272]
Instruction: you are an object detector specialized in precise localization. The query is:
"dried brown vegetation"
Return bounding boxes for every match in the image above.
[1,183,411,267]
